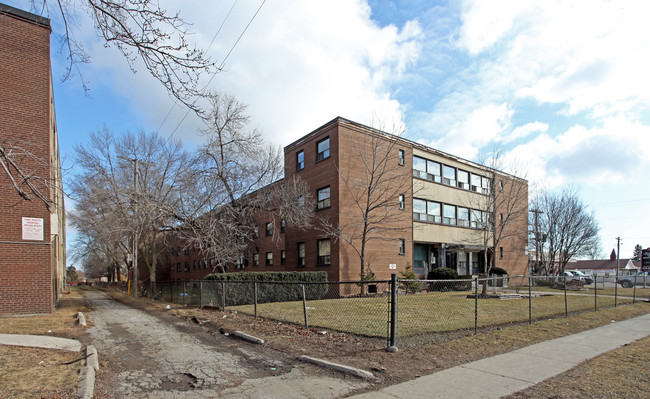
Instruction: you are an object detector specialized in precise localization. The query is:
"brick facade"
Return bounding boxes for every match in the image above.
[0,4,65,315]
[165,117,528,284]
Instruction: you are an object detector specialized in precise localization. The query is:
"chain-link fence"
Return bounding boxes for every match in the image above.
[138,274,648,348]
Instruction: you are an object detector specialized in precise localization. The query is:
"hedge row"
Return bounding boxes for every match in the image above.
[202,271,328,305]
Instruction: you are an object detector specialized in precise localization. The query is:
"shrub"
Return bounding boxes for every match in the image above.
[399,264,422,293]
[489,266,509,275]
[427,267,459,280]
[203,271,328,305]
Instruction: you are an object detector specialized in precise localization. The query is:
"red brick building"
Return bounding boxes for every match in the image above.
[167,117,528,283]
[0,4,66,315]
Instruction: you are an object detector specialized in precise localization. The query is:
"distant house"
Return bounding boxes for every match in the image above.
[567,259,639,277]
[0,4,66,315]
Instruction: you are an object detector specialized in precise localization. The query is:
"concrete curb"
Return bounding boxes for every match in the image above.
[232,331,265,344]
[298,355,377,381]
[86,345,99,371]
[77,312,87,327]
[77,365,95,399]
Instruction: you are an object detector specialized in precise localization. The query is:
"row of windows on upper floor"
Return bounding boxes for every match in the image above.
[413,155,498,195]
[413,197,494,229]
[294,140,500,197]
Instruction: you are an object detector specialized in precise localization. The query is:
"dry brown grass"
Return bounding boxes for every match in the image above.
[0,287,90,398]
[504,335,650,399]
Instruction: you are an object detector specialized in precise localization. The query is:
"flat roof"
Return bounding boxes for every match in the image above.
[0,3,50,30]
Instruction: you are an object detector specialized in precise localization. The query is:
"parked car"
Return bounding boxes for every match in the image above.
[563,271,584,284]
[567,270,593,285]
[618,272,649,288]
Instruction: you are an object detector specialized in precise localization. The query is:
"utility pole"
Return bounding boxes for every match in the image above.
[615,236,622,307]
[118,156,153,298]
[530,209,543,276]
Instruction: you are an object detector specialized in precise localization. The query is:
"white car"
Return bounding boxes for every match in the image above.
[567,270,593,285]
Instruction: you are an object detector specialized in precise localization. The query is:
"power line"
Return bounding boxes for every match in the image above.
[168,0,268,137]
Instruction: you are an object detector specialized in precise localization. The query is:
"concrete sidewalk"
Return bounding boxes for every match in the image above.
[0,333,82,352]
[350,313,650,399]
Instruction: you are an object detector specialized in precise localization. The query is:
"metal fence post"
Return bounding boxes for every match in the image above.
[254,282,258,319]
[474,276,479,334]
[387,273,398,352]
[594,276,598,311]
[199,281,203,308]
[564,276,569,317]
[528,276,533,324]
[183,280,186,306]
[302,284,308,328]
[614,275,618,307]
[221,281,226,312]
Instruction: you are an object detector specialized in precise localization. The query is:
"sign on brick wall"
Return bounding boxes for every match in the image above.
[642,248,650,272]
[22,217,44,240]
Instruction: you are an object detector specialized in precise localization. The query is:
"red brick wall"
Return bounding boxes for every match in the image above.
[0,8,54,315]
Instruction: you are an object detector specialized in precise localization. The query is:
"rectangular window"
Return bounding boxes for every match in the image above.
[265,221,273,236]
[281,250,286,265]
[176,263,181,273]
[443,165,456,186]
[457,170,469,189]
[399,194,405,210]
[499,179,504,192]
[296,150,305,171]
[298,195,305,206]
[399,239,405,255]
[236,255,246,269]
[471,174,482,192]
[266,252,273,266]
[457,207,469,227]
[317,186,331,210]
[253,253,260,266]
[470,209,482,228]
[316,137,330,161]
[413,198,427,221]
[281,219,286,233]
[253,226,259,238]
[427,201,441,223]
[193,260,197,270]
[398,149,405,166]
[481,176,491,195]
[317,239,331,266]
[184,262,189,272]
[427,160,442,182]
[443,204,456,225]
[297,242,305,267]
[413,156,427,179]
[499,247,504,259]
[499,213,504,225]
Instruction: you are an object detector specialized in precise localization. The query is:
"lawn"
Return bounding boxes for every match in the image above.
[230,289,643,337]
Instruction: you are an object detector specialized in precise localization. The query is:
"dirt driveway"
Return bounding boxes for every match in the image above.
[82,290,368,398]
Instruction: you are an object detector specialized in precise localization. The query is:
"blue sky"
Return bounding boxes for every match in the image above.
[6,0,650,259]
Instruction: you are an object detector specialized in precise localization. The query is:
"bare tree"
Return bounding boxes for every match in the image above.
[30,0,214,108]
[321,122,413,286]
[176,93,313,270]
[468,150,529,295]
[531,187,600,274]
[70,127,190,292]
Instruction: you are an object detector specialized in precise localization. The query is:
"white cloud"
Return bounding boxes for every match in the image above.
[502,122,548,144]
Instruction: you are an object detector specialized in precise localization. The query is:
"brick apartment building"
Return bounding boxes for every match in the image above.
[166,117,528,282]
[0,4,66,315]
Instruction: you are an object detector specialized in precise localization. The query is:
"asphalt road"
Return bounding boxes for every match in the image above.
[82,290,368,398]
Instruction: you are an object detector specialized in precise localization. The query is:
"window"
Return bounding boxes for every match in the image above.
[457,207,469,227]
[236,256,246,269]
[399,239,405,255]
[413,198,441,223]
[298,195,305,207]
[316,137,330,161]
[443,165,456,186]
[193,260,197,270]
[253,253,260,266]
[184,262,189,272]
[266,252,273,266]
[297,242,305,267]
[427,201,441,223]
[443,204,456,225]
[317,239,331,266]
[499,213,504,225]
[281,219,286,233]
[481,176,491,195]
[253,226,259,238]
[399,194,405,210]
[317,186,331,210]
[427,160,442,182]
[470,209,483,228]
[498,179,504,192]
[457,170,469,190]
[281,250,286,265]
[296,150,305,171]
[265,222,273,236]
[499,247,504,259]
[398,149,405,166]
[471,174,482,192]
[176,263,181,273]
